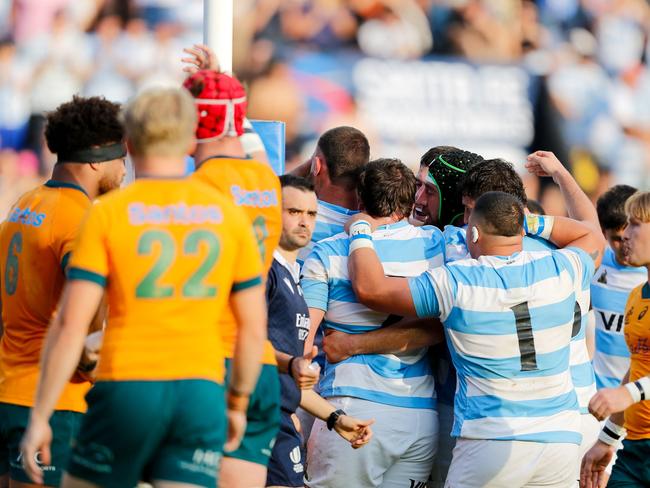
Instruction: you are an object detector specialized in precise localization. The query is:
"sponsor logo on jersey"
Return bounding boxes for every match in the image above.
[8,207,46,227]
[231,185,278,208]
[296,314,310,341]
[128,202,223,225]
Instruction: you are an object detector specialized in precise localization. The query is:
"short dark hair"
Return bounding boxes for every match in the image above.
[317,126,369,188]
[526,199,545,215]
[597,184,638,231]
[358,158,416,219]
[45,95,123,157]
[419,146,484,227]
[461,158,528,205]
[279,174,315,193]
[472,191,524,237]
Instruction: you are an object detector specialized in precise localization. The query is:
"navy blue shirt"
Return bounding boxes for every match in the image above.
[266,252,311,413]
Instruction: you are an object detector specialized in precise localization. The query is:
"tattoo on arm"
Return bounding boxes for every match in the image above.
[589,250,599,261]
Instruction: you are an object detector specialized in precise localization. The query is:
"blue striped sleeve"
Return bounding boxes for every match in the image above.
[300,251,330,311]
[408,271,441,318]
[566,247,596,289]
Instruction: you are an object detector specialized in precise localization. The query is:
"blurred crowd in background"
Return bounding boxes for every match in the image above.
[1,0,650,219]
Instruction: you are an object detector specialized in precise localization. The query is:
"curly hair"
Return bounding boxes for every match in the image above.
[45,95,123,156]
[461,158,528,205]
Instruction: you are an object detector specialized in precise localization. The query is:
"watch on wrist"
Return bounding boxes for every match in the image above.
[326,409,346,431]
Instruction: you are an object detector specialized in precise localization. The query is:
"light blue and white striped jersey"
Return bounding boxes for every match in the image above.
[591,247,647,389]
[297,200,357,265]
[301,221,445,409]
[443,225,597,413]
[409,247,596,444]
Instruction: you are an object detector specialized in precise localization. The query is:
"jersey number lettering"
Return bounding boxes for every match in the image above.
[4,232,22,295]
[252,216,268,262]
[510,302,538,371]
[136,230,219,298]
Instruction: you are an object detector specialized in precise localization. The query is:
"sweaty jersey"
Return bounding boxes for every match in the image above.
[591,247,646,389]
[193,156,280,365]
[409,248,595,444]
[0,180,92,412]
[302,221,444,409]
[67,178,263,382]
[623,282,650,440]
[443,225,597,414]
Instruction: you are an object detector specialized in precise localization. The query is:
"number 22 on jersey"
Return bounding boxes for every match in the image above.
[135,229,220,299]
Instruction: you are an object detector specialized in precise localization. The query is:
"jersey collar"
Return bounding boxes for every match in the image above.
[44,179,89,198]
[642,282,650,300]
[273,249,300,283]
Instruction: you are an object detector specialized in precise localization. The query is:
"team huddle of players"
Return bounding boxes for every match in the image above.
[1,44,650,488]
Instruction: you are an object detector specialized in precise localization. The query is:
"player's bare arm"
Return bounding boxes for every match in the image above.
[20,280,104,484]
[346,214,418,316]
[525,151,599,231]
[299,389,374,449]
[545,215,606,267]
[323,317,443,363]
[227,284,268,452]
[304,306,325,354]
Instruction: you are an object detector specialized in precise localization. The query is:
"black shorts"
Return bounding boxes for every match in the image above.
[266,411,304,487]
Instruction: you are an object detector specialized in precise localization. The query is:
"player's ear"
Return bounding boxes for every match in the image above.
[88,162,101,173]
[311,153,324,177]
[471,226,480,243]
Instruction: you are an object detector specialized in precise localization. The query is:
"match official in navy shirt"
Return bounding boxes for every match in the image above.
[266,175,374,488]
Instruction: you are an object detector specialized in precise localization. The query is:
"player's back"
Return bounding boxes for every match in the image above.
[302,221,444,409]
[436,249,592,444]
[0,180,91,410]
[297,200,358,264]
[193,156,280,363]
[67,178,263,383]
[592,247,647,389]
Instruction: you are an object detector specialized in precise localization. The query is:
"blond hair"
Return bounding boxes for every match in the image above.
[625,191,650,223]
[122,87,197,157]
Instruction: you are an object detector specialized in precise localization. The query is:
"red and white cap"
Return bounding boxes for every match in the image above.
[183,69,247,142]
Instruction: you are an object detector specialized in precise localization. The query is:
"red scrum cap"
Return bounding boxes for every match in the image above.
[183,69,247,142]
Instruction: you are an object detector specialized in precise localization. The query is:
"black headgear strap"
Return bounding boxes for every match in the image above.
[56,142,126,165]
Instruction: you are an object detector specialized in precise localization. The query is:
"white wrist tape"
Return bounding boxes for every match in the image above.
[349,220,373,253]
[523,214,555,240]
[599,418,627,446]
[624,376,650,403]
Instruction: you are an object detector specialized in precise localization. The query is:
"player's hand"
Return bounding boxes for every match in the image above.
[76,330,104,382]
[323,329,355,363]
[580,440,615,488]
[525,150,568,182]
[344,213,379,234]
[224,409,247,453]
[333,415,374,449]
[589,386,634,420]
[291,347,320,389]
[20,414,53,484]
[181,44,219,74]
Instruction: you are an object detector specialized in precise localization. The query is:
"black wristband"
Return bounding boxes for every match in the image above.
[287,356,296,378]
[326,409,346,431]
